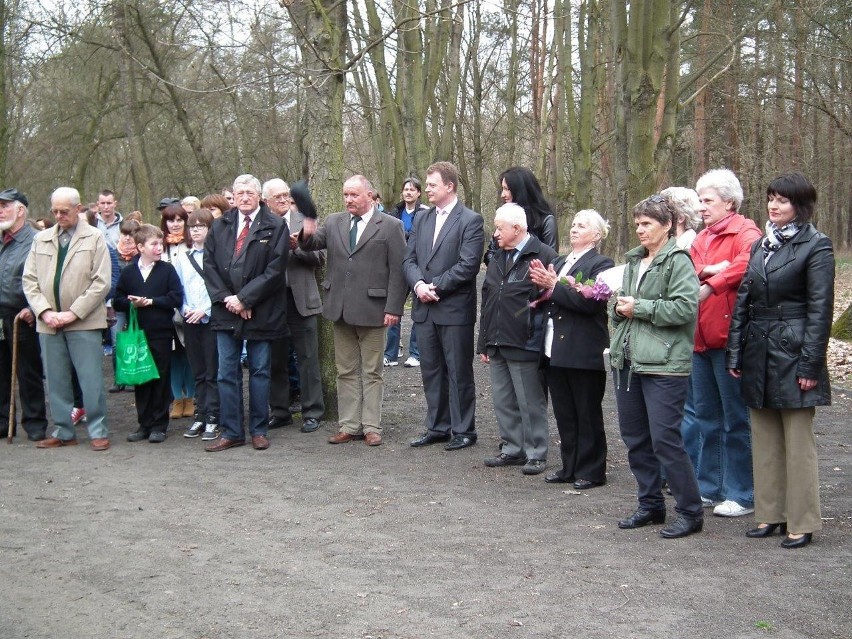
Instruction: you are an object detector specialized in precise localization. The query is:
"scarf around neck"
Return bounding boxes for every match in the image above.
[762,220,801,263]
[117,235,138,261]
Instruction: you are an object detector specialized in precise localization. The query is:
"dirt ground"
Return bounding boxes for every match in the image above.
[1,308,849,639]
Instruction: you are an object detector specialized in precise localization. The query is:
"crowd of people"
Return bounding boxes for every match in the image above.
[0,163,832,549]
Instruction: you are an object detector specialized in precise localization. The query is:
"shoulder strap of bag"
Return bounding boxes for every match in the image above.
[186,251,204,277]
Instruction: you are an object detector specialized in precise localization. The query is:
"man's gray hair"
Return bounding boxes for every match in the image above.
[660,187,701,231]
[52,187,81,206]
[495,202,527,229]
[574,209,610,241]
[262,178,290,199]
[233,174,262,194]
[695,168,743,211]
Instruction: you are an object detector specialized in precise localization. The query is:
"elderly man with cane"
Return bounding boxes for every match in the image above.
[0,188,48,442]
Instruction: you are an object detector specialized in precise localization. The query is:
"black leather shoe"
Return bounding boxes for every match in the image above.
[544,472,572,484]
[660,515,704,538]
[618,508,667,529]
[127,430,150,443]
[521,459,546,475]
[484,452,525,467]
[410,432,451,447]
[573,479,606,490]
[780,532,812,549]
[300,417,321,433]
[445,434,476,451]
[268,415,294,429]
[746,522,787,538]
[148,431,166,443]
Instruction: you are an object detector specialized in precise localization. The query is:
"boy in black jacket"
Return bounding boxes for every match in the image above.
[114,224,183,442]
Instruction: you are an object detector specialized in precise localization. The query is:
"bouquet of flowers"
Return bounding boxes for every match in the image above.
[529,270,613,308]
[561,271,614,301]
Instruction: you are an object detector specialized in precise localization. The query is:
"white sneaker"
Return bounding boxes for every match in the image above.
[403,357,420,368]
[383,357,398,367]
[713,499,754,517]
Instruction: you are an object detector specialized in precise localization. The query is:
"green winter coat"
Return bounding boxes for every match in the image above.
[609,237,699,376]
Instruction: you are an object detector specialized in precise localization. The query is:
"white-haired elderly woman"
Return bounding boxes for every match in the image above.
[678,168,763,519]
[661,186,702,250]
[529,209,615,489]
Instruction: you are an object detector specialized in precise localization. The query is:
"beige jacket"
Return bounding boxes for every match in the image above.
[23,219,111,334]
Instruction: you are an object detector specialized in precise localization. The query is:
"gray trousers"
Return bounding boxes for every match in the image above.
[40,329,108,441]
[489,351,549,462]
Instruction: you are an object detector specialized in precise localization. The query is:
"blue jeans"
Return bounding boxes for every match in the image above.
[216,332,271,441]
[681,349,753,506]
[384,322,418,361]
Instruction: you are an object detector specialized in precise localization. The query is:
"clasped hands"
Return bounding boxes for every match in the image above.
[415,281,440,303]
[224,295,252,320]
[39,310,78,329]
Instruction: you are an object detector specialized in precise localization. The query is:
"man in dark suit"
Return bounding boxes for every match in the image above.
[300,175,407,447]
[203,174,289,452]
[403,161,485,451]
[263,178,326,433]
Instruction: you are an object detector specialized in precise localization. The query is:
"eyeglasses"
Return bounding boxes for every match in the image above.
[270,193,291,201]
[189,225,208,230]
[50,208,74,216]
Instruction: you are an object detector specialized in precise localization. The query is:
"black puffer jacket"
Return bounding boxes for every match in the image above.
[726,224,834,409]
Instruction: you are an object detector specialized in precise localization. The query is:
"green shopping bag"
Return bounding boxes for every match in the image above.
[115,305,160,386]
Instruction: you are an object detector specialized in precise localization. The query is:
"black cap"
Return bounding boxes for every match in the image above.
[0,188,28,208]
[157,197,180,210]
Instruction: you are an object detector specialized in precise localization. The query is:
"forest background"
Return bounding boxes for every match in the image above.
[0,0,849,254]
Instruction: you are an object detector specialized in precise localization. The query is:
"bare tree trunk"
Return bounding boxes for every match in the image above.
[113,0,155,212]
[283,0,347,419]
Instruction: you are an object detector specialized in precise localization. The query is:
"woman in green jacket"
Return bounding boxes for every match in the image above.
[610,195,703,539]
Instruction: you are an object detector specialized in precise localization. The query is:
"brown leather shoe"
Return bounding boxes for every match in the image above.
[36,437,78,448]
[251,434,270,450]
[328,431,361,444]
[90,438,110,451]
[364,432,382,446]
[205,438,245,452]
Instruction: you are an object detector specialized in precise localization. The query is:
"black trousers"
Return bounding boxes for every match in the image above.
[613,367,702,518]
[133,337,173,434]
[546,364,607,483]
[183,322,219,421]
[0,313,47,439]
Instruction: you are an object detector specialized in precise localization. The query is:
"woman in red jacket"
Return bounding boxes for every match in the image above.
[681,168,762,518]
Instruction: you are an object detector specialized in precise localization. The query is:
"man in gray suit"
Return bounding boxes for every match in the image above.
[404,161,485,451]
[263,178,325,433]
[300,175,407,447]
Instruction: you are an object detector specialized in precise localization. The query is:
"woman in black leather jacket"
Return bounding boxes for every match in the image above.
[727,172,834,549]
[483,167,558,264]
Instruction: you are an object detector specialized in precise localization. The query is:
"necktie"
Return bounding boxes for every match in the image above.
[235,214,251,255]
[506,248,518,269]
[349,216,360,251]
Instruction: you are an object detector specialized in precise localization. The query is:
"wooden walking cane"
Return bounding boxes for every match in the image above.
[7,317,19,443]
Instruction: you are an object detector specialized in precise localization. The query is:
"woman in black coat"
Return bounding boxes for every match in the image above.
[530,209,614,489]
[727,173,834,549]
[484,167,558,264]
